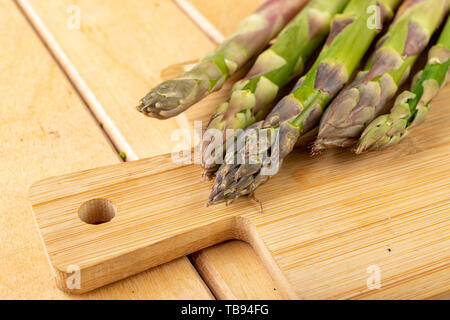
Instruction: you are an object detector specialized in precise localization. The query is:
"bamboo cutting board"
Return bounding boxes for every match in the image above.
[29,82,450,298]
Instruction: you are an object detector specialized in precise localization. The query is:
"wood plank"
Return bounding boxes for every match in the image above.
[29,81,450,298]
[19,0,283,299]
[0,0,212,299]
[18,0,216,160]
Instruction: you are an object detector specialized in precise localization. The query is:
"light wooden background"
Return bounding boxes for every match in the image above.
[1,0,280,300]
[1,0,448,299]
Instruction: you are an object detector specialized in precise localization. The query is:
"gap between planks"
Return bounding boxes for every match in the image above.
[173,0,224,44]
[16,0,283,299]
[171,0,286,299]
[16,0,137,161]
[12,0,127,164]
[15,0,224,158]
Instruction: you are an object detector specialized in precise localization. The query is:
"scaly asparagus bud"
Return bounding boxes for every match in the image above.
[208,0,402,206]
[137,0,307,119]
[313,0,448,152]
[357,15,450,153]
[202,0,350,179]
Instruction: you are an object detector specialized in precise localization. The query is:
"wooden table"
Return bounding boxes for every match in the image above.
[1,0,448,299]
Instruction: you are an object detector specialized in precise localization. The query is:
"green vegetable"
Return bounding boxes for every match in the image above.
[357,14,450,153]
[313,0,448,152]
[208,0,402,206]
[202,0,350,179]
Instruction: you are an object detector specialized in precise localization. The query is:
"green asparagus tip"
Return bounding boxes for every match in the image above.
[356,109,408,153]
[355,125,387,154]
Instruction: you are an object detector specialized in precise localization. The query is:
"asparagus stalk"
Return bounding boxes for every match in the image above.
[201,0,350,178]
[357,15,450,153]
[208,0,401,206]
[313,0,448,152]
[136,0,307,119]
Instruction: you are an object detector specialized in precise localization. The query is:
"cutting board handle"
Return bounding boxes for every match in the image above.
[29,154,296,298]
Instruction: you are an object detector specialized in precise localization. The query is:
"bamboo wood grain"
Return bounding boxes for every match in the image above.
[0,0,212,300]
[29,81,450,298]
[19,0,284,299]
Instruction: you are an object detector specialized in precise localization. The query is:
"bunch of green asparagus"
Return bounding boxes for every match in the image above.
[209,0,402,205]
[357,14,450,152]
[137,0,307,119]
[136,0,450,207]
[313,0,447,152]
[202,0,350,179]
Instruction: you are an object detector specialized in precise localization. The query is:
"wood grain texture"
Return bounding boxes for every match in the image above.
[29,81,450,298]
[18,0,283,299]
[0,0,212,300]
[18,0,216,159]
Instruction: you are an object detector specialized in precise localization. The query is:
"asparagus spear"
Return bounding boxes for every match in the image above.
[313,0,448,152]
[357,15,450,153]
[208,0,401,206]
[201,0,350,178]
[136,0,307,119]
